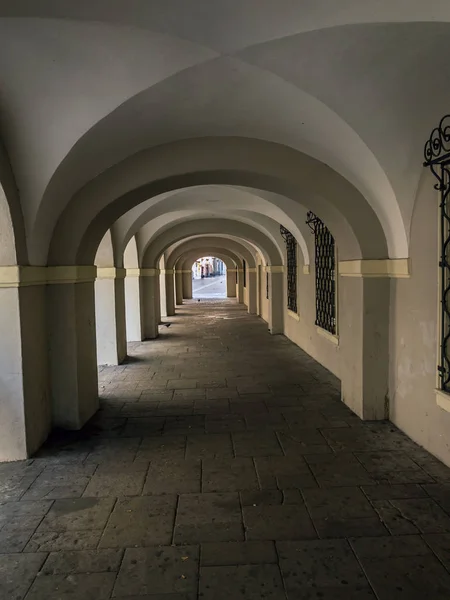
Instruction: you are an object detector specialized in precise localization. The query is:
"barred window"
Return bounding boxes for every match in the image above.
[306,212,336,335]
[280,225,297,313]
[423,115,450,391]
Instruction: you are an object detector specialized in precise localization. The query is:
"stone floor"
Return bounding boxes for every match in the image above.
[2,300,450,599]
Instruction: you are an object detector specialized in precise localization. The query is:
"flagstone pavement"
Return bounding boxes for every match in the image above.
[2,300,450,599]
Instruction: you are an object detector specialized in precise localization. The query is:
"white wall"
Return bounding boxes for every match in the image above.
[389,170,450,466]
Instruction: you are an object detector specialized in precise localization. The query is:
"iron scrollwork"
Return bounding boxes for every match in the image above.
[424,115,450,391]
[280,225,297,313]
[306,212,336,335]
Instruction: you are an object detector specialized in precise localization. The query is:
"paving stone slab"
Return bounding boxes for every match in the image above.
[277,539,369,593]
[232,431,283,457]
[37,498,115,532]
[199,564,286,599]
[26,572,117,599]
[202,458,259,492]
[423,533,450,570]
[359,553,450,600]
[137,436,187,461]
[83,471,146,497]
[371,500,421,535]
[389,497,450,533]
[350,535,432,559]
[143,459,201,495]
[0,528,34,553]
[361,483,428,501]
[42,549,123,574]
[0,552,46,600]
[99,495,177,547]
[24,530,103,552]
[200,541,277,566]
[255,456,317,490]
[305,453,376,487]
[174,492,244,543]
[113,546,199,597]
[243,503,317,541]
[185,433,233,459]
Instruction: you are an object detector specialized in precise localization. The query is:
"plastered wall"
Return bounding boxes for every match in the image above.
[389,171,450,466]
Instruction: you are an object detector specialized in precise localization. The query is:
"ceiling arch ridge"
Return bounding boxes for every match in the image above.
[141,218,282,269]
[167,238,255,269]
[2,2,450,53]
[166,235,260,269]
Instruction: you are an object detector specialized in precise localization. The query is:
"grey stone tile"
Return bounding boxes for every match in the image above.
[143,459,201,495]
[277,539,371,596]
[83,471,145,497]
[99,496,177,547]
[232,431,283,457]
[174,493,243,543]
[303,486,379,519]
[277,428,332,456]
[137,435,187,461]
[113,546,199,597]
[199,564,286,599]
[200,541,277,566]
[240,489,303,506]
[305,453,376,487]
[0,528,34,553]
[202,458,259,492]
[371,500,421,535]
[350,535,432,559]
[24,530,103,552]
[423,533,450,569]
[205,414,246,433]
[423,483,450,512]
[26,572,116,599]
[38,498,115,532]
[164,415,205,435]
[0,552,46,600]
[360,553,450,599]
[186,434,233,459]
[362,483,429,500]
[255,456,317,490]
[243,503,317,541]
[390,498,450,533]
[41,549,123,574]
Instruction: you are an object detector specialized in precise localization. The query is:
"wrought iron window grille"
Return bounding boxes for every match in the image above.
[280,225,298,313]
[424,114,450,392]
[306,211,336,335]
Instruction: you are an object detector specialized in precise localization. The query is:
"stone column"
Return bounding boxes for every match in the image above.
[237,269,244,304]
[125,269,144,342]
[175,270,183,305]
[182,271,193,299]
[0,267,50,460]
[95,268,127,365]
[226,268,237,298]
[141,269,160,339]
[247,268,257,314]
[268,266,284,334]
[159,270,167,318]
[164,269,175,317]
[47,266,99,430]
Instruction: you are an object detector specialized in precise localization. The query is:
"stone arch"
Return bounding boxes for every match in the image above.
[45,138,392,267]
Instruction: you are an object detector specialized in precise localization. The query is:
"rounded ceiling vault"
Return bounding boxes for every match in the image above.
[0,2,448,265]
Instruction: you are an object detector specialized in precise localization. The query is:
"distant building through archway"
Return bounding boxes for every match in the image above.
[192,257,227,298]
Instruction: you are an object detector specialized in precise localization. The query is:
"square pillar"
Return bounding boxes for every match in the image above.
[164,270,175,316]
[0,268,50,460]
[95,268,127,365]
[247,268,257,314]
[47,267,99,430]
[226,269,236,298]
[175,270,183,305]
[268,267,284,335]
[125,269,144,342]
[182,271,193,299]
[141,269,160,339]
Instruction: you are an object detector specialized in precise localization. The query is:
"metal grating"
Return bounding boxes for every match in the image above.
[424,115,450,391]
[280,225,297,313]
[306,212,336,335]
